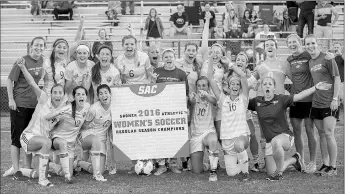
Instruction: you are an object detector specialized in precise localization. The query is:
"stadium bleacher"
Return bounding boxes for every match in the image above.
[1,1,344,87]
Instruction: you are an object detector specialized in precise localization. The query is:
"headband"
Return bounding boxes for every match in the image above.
[53,39,69,48]
[162,48,176,56]
[76,44,90,53]
[237,51,249,62]
[211,43,225,54]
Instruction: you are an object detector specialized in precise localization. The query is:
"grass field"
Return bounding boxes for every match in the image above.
[0,115,344,194]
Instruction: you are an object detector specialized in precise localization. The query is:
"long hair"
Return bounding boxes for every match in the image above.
[147,8,158,20]
[211,43,228,72]
[50,38,69,84]
[50,84,65,94]
[71,86,88,123]
[184,42,201,77]
[91,45,113,85]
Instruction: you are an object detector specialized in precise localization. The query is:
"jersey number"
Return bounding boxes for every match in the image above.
[229,103,237,112]
[60,71,64,80]
[197,108,206,116]
[129,70,134,77]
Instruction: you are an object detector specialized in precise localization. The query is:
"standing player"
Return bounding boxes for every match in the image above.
[48,86,90,183]
[65,45,95,101]
[305,34,341,176]
[74,84,112,182]
[15,58,67,186]
[115,35,154,84]
[189,76,219,181]
[90,45,121,103]
[207,54,251,181]
[248,76,331,181]
[6,37,46,180]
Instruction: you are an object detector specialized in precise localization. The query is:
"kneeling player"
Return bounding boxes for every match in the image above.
[74,84,112,182]
[189,76,219,181]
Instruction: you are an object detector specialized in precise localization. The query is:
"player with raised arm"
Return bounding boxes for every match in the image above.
[189,76,219,181]
[248,76,331,181]
[74,84,112,182]
[47,86,90,183]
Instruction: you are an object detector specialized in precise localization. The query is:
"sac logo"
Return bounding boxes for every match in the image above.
[129,83,166,97]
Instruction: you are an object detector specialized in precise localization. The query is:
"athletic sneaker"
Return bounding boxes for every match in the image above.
[320,166,337,176]
[315,164,329,175]
[12,171,29,181]
[38,178,54,187]
[305,162,317,174]
[93,174,107,182]
[64,176,73,184]
[3,166,14,177]
[170,166,182,174]
[266,173,283,181]
[291,152,302,172]
[209,171,217,182]
[108,166,117,175]
[154,166,167,176]
[251,163,260,172]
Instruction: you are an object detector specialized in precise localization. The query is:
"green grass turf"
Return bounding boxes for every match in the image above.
[0,115,344,194]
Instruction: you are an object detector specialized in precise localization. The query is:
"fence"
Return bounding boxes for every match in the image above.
[1,37,343,112]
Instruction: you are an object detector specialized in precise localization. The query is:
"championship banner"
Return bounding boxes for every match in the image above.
[111,82,189,161]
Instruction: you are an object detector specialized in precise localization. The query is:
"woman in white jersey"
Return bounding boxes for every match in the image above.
[42,38,69,99]
[115,35,154,84]
[90,45,121,103]
[200,13,228,140]
[208,54,251,181]
[47,86,90,183]
[230,52,261,172]
[65,45,95,101]
[15,59,67,186]
[74,84,112,182]
[189,76,219,182]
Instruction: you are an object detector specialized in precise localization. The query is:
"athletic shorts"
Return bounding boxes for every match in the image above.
[51,138,76,159]
[79,134,107,155]
[310,107,339,120]
[190,130,215,154]
[10,107,35,148]
[289,102,312,119]
[20,133,37,156]
[222,134,250,155]
[265,133,294,156]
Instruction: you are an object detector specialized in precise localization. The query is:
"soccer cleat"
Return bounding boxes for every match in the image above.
[240,172,250,181]
[64,175,73,184]
[251,163,260,172]
[154,166,167,176]
[305,162,317,174]
[12,171,29,181]
[315,164,329,175]
[93,174,107,182]
[127,166,136,175]
[266,173,283,181]
[3,166,14,177]
[108,166,117,175]
[291,153,302,172]
[320,166,337,176]
[209,171,217,182]
[170,166,182,174]
[38,178,54,187]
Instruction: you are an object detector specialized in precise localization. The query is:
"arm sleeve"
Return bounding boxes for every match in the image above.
[326,59,340,77]
[169,14,175,22]
[248,98,256,111]
[282,95,295,108]
[8,59,22,82]
[184,13,189,23]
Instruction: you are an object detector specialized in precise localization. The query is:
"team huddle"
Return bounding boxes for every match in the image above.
[4,12,341,187]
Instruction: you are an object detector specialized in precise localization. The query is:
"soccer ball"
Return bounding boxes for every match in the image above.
[134,160,154,176]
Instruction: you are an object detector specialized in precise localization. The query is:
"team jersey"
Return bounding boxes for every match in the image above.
[92,64,121,101]
[176,58,199,94]
[190,97,216,137]
[65,60,95,100]
[42,58,67,96]
[51,102,90,143]
[218,93,250,140]
[22,91,67,138]
[255,60,288,96]
[116,51,151,85]
[80,101,111,141]
[287,51,313,102]
[201,60,225,90]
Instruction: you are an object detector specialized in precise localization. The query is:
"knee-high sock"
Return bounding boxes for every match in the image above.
[20,168,37,178]
[157,159,165,166]
[48,162,63,176]
[238,151,249,173]
[208,150,219,171]
[224,153,241,176]
[38,154,49,181]
[59,153,71,178]
[90,151,101,175]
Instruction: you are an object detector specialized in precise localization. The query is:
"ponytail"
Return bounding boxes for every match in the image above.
[71,100,77,124]
[50,51,57,84]
[91,61,102,85]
